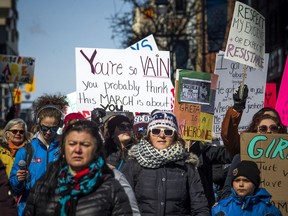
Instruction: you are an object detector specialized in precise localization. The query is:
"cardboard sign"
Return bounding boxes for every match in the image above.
[240,133,288,215]
[213,52,269,143]
[264,83,277,108]
[180,111,213,142]
[275,56,288,126]
[75,48,174,113]
[0,54,35,83]
[224,1,265,70]
[174,70,216,142]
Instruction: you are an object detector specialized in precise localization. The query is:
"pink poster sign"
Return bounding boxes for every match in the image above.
[264,83,276,108]
[275,56,288,126]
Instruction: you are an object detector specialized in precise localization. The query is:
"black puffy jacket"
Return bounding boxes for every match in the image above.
[122,158,210,216]
[23,176,133,216]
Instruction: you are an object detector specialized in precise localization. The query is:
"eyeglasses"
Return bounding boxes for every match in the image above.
[9,130,25,135]
[258,125,280,133]
[117,124,132,131]
[40,125,59,133]
[151,128,174,137]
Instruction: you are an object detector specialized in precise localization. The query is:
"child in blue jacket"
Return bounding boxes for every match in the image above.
[212,160,282,216]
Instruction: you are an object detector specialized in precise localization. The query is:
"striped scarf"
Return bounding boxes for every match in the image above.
[128,139,185,168]
[55,156,104,216]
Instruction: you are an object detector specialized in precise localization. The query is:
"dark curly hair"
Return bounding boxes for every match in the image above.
[247,107,287,133]
[33,94,68,126]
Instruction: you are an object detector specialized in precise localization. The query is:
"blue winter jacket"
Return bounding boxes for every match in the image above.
[212,188,282,216]
[9,136,60,216]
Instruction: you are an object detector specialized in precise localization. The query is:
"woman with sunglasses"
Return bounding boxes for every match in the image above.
[121,110,210,216]
[221,85,287,158]
[103,114,134,170]
[9,94,68,216]
[0,118,30,176]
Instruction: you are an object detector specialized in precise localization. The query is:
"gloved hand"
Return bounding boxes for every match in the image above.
[233,84,248,112]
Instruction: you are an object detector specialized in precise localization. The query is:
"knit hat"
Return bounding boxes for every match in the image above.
[147,110,178,133]
[133,113,151,133]
[232,160,261,188]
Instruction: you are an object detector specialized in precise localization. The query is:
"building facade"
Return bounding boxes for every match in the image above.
[0,0,19,123]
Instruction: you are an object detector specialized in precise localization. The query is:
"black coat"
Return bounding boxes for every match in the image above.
[122,158,210,216]
[0,159,17,216]
[23,175,133,216]
[189,142,232,208]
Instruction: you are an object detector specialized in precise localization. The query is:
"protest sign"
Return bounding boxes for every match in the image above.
[0,54,35,83]
[179,111,213,142]
[127,34,158,51]
[224,1,265,70]
[174,70,217,142]
[75,48,174,113]
[240,133,288,216]
[213,52,269,143]
[275,56,288,126]
[264,83,277,108]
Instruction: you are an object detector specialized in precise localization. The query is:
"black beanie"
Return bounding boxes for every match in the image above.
[232,160,261,188]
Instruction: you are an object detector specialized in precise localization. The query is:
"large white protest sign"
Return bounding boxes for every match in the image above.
[127,34,159,51]
[75,48,174,113]
[213,52,269,143]
[225,1,265,70]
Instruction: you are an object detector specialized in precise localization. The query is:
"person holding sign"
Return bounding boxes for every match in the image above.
[212,160,282,216]
[221,113,286,200]
[221,85,287,157]
[121,110,210,216]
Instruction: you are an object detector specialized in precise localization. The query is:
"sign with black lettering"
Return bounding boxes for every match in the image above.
[241,133,288,215]
[213,52,269,144]
[75,48,174,112]
[224,1,265,70]
[174,70,217,142]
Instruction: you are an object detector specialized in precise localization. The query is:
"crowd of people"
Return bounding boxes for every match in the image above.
[0,85,286,216]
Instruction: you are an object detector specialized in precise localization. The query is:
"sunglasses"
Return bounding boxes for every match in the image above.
[9,130,25,135]
[258,125,280,133]
[151,128,174,137]
[117,124,132,131]
[40,125,59,133]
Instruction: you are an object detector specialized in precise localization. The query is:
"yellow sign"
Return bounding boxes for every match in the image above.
[180,112,213,142]
[25,76,35,92]
[13,89,22,104]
